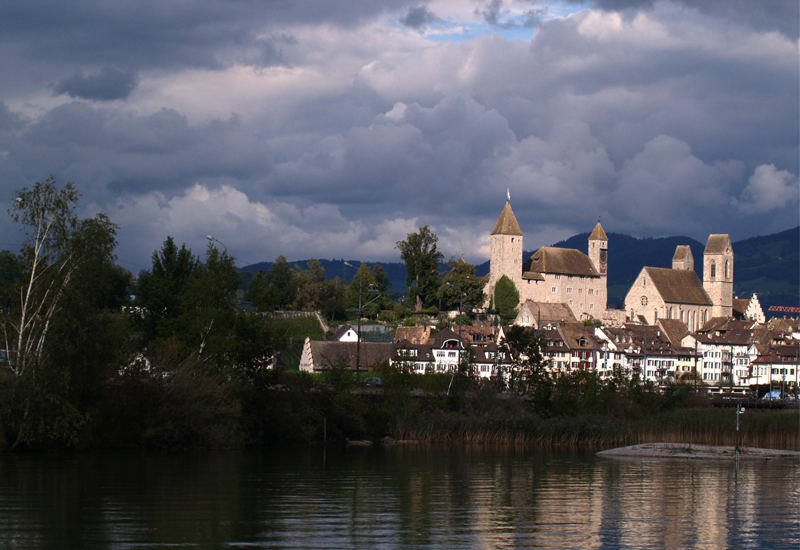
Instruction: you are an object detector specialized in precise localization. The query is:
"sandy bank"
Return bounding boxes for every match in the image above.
[597,443,800,460]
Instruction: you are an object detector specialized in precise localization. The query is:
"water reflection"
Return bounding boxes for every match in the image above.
[0,448,797,549]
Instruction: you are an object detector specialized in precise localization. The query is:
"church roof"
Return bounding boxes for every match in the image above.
[704,234,731,254]
[644,267,712,305]
[524,246,600,277]
[491,201,523,236]
[588,222,608,241]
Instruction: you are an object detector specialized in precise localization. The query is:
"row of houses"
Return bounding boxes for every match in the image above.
[299,314,800,391]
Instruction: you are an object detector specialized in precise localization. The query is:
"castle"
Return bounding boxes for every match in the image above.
[485,200,734,329]
[485,201,607,320]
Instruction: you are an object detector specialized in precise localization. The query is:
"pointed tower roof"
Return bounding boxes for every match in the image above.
[704,234,731,254]
[589,222,607,241]
[672,245,693,263]
[491,201,523,236]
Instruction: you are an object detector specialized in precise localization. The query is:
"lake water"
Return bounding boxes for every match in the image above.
[0,446,798,549]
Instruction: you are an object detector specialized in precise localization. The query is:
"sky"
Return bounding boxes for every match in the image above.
[0,0,797,273]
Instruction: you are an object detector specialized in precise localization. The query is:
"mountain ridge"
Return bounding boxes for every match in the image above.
[241,226,799,316]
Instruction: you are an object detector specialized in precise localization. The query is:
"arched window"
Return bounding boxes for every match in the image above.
[710,261,716,278]
[725,260,729,279]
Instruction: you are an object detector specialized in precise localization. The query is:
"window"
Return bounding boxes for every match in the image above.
[578,288,582,294]
[567,288,573,294]
[710,261,716,278]
[588,289,594,295]
[551,287,557,293]
[555,274,561,280]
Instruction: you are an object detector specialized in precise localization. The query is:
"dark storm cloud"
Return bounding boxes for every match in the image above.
[0,1,796,267]
[0,0,412,72]
[577,0,799,39]
[53,67,138,101]
[1,102,272,204]
[400,5,442,29]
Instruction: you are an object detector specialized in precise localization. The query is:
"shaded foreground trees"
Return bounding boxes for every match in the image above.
[0,177,125,449]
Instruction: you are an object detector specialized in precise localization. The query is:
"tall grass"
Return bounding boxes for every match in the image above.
[391,403,799,451]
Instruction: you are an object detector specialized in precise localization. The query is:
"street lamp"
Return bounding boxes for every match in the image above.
[206,234,228,254]
[344,262,381,377]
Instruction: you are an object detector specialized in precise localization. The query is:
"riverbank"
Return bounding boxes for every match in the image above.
[598,443,800,460]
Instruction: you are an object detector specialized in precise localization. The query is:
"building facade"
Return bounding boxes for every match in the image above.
[485,201,608,320]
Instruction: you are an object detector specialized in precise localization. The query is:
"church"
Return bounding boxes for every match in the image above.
[623,236,733,331]
[484,200,608,320]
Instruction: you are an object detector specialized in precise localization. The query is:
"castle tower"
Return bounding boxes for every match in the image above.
[703,234,733,318]
[486,201,523,302]
[588,221,608,313]
[672,245,694,271]
[588,222,608,276]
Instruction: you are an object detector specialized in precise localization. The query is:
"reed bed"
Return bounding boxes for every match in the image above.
[392,408,800,452]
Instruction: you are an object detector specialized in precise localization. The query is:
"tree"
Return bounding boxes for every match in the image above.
[1,177,120,448]
[396,226,443,310]
[346,262,392,318]
[437,258,487,311]
[500,325,550,400]
[135,236,198,339]
[244,255,298,311]
[494,275,519,321]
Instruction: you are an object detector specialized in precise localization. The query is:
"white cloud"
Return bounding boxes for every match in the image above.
[738,164,800,214]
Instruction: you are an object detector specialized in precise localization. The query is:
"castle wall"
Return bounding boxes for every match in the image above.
[516,272,606,320]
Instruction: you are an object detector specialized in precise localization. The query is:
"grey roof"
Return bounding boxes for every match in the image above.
[490,201,523,236]
[672,245,693,263]
[589,222,608,241]
[704,234,731,254]
[524,246,600,277]
[644,267,712,306]
[308,341,394,371]
[519,300,577,324]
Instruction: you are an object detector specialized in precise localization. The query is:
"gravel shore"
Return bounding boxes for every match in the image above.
[597,443,800,460]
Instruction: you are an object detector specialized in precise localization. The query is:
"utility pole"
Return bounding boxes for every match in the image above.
[344,262,382,378]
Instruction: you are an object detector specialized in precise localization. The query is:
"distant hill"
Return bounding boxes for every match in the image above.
[241,226,799,316]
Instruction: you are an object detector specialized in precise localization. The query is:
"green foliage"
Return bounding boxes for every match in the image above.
[437,258,487,311]
[494,275,519,320]
[346,262,392,318]
[396,225,443,310]
[245,255,299,311]
[135,236,199,339]
[1,177,123,449]
[500,326,550,407]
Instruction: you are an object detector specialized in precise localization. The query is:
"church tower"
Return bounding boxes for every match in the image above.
[703,234,733,318]
[672,245,694,271]
[486,201,523,302]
